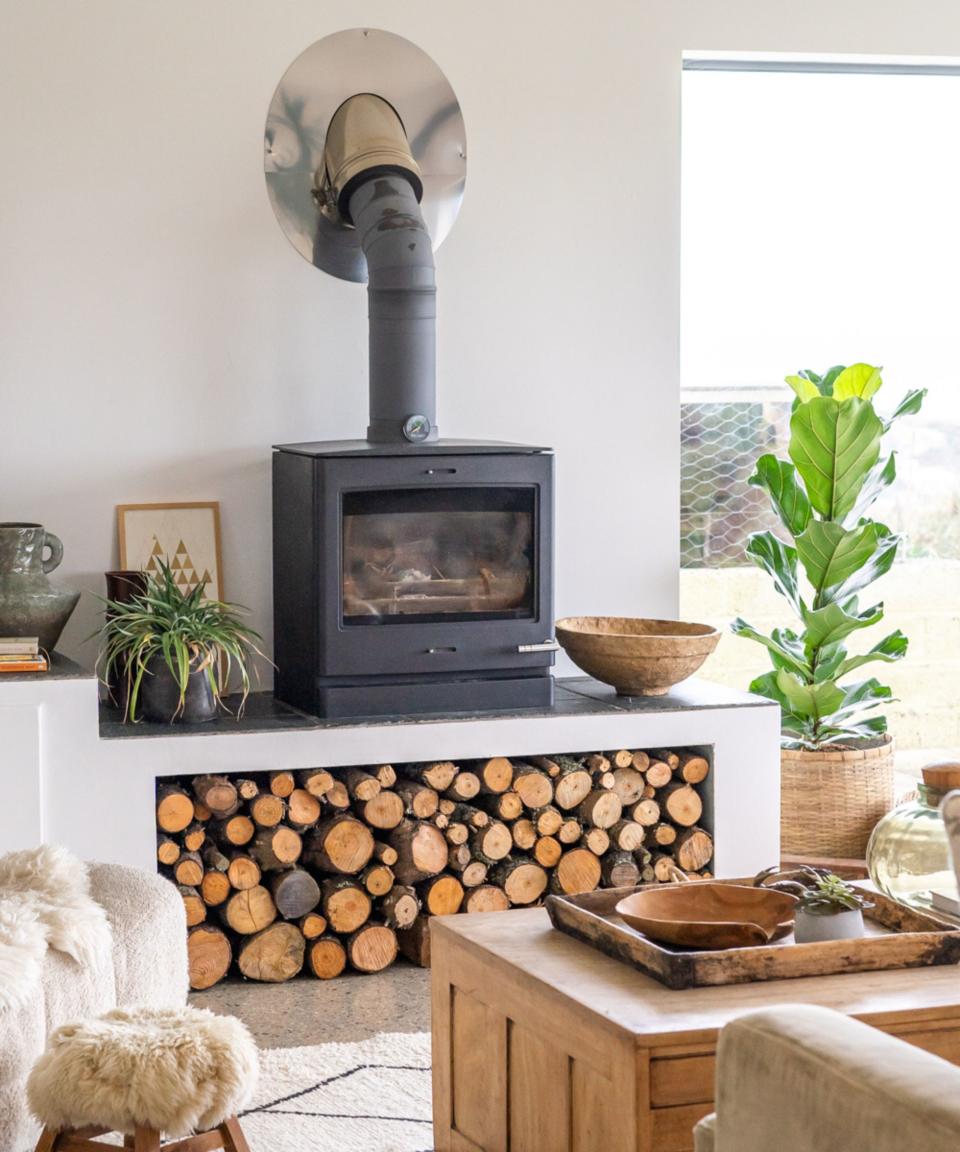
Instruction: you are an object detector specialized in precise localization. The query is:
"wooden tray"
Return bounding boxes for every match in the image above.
[546,878,960,989]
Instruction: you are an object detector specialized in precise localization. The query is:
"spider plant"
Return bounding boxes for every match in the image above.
[95,560,267,722]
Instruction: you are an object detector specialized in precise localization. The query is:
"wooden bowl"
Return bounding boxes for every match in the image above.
[615,884,798,950]
[555,617,720,696]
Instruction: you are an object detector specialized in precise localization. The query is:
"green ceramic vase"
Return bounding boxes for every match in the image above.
[0,523,80,652]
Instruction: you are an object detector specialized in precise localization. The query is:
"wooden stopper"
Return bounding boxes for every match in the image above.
[651,822,677,847]
[298,768,334,798]
[299,911,328,939]
[534,836,562,869]
[348,922,398,974]
[192,775,239,819]
[187,925,232,990]
[395,780,440,819]
[512,818,537,851]
[533,805,564,836]
[361,863,395,897]
[250,794,285,828]
[174,851,204,888]
[308,935,347,980]
[389,820,449,885]
[226,854,261,891]
[223,885,276,934]
[182,822,206,853]
[581,826,610,856]
[552,765,594,811]
[460,860,488,888]
[490,859,548,906]
[465,885,511,914]
[157,835,181,867]
[380,884,420,930]
[179,885,206,927]
[270,868,321,920]
[345,767,382,802]
[361,790,406,830]
[675,827,714,872]
[269,770,296,798]
[579,790,623,829]
[512,765,554,809]
[420,874,465,916]
[679,753,710,784]
[476,757,514,794]
[631,799,661,827]
[287,788,322,828]
[321,878,372,934]
[558,818,582,845]
[305,816,374,875]
[211,814,255,847]
[237,921,305,982]
[611,767,646,806]
[470,821,512,864]
[156,784,194,834]
[609,820,646,852]
[661,783,703,828]
[551,848,601,895]
[601,850,640,889]
[645,760,673,789]
[200,870,231,907]
[249,826,302,872]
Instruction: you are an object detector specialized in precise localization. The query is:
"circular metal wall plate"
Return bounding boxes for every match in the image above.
[264,28,467,283]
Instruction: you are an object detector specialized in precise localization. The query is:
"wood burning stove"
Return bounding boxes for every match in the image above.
[273,440,555,718]
[266,31,557,717]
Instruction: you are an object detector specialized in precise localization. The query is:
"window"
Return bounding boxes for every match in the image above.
[680,60,960,753]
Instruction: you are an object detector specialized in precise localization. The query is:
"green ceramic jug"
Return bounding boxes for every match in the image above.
[0,523,80,653]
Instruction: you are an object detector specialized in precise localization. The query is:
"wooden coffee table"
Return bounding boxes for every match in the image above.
[431,907,960,1152]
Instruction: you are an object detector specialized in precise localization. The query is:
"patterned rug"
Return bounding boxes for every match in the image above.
[242,1031,434,1151]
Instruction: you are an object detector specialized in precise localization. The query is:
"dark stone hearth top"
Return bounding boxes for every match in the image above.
[97,677,770,740]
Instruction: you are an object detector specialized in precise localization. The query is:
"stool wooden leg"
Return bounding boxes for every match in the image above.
[34,1129,61,1152]
[133,1128,161,1152]
[218,1117,251,1152]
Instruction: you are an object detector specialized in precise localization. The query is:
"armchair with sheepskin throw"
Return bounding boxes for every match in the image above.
[0,846,188,1151]
[695,1004,960,1152]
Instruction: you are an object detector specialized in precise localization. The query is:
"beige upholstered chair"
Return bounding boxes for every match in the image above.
[695,1004,960,1152]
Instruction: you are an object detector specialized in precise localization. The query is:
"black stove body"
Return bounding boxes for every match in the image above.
[273,438,555,719]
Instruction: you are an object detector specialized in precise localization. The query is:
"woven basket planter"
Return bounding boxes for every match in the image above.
[780,737,895,858]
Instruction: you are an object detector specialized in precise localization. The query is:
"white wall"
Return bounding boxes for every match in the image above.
[4,1,960,671]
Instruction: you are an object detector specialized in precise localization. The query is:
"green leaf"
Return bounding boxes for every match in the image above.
[833,523,899,599]
[884,388,927,430]
[776,670,846,721]
[745,532,803,613]
[749,671,814,739]
[850,453,897,521]
[789,396,883,522]
[731,618,811,676]
[816,366,846,397]
[785,374,820,403]
[832,363,883,401]
[795,520,879,596]
[801,598,884,651]
[769,628,809,674]
[835,630,908,677]
[748,455,812,536]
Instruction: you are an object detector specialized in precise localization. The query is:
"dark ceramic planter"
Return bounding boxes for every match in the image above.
[104,571,149,706]
[139,653,218,724]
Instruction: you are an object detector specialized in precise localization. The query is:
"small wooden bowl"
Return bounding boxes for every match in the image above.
[556,617,720,697]
[615,883,798,950]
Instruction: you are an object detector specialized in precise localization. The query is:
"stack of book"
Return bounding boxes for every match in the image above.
[0,637,49,673]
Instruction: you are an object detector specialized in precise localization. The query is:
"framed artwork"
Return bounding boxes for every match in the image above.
[117,502,223,601]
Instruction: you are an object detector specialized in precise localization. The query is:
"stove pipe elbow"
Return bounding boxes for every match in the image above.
[320,94,437,443]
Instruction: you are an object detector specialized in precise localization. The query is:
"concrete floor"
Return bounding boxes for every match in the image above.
[190,959,431,1048]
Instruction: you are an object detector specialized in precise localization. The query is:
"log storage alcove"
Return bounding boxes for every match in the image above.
[156,749,716,989]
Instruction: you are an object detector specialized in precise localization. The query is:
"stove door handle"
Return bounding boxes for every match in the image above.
[517,639,560,653]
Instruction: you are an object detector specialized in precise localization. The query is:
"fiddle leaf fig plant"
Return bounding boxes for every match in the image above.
[732,364,925,750]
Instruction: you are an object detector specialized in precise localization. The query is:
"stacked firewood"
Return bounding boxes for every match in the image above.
[155,749,712,989]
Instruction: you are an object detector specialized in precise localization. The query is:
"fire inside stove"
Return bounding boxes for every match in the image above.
[342,486,535,624]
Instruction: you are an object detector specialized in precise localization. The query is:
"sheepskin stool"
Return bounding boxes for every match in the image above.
[27,1005,258,1152]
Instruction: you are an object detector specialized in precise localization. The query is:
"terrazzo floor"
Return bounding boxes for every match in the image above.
[190,960,431,1047]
